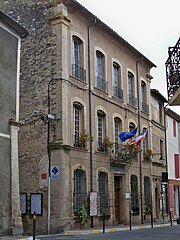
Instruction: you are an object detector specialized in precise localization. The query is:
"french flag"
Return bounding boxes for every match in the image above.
[135,129,148,147]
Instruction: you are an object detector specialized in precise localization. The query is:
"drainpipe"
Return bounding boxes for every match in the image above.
[136,58,143,224]
[88,17,96,228]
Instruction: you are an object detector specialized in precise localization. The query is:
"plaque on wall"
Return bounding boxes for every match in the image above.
[90,192,97,216]
[30,193,43,215]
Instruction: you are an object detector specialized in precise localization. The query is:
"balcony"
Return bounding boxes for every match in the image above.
[96,76,108,93]
[72,64,86,82]
[110,143,138,168]
[166,38,180,105]
[142,101,149,114]
[113,86,123,100]
[128,94,137,108]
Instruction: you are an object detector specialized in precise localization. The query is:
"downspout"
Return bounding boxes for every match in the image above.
[88,17,97,228]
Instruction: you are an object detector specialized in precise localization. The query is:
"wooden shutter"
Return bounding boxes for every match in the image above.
[174,154,179,178]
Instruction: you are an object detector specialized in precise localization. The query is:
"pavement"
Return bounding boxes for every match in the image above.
[0,221,177,240]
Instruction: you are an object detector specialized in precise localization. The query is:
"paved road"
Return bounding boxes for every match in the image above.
[36,225,180,240]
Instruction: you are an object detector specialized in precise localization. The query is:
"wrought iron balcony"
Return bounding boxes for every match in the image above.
[72,64,86,82]
[128,94,137,108]
[110,143,138,168]
[166,38,180,105]
[96,76,108,93]
[113,86,123,100]
[73,135,86,148]
[142,101,149,114]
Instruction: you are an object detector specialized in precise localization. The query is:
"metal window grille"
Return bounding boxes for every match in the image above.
[131,175,139,212]
[74,104,80,143]
[144,176,151,210]
[73,169,87,210]
[97,113,104,148]
[98,172,109,215]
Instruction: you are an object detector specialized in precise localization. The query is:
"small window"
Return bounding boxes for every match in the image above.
[141,81,149,113]
[174,154,179,178]
[73,169,87,210]
[160,139,163,159]
[173,120,176,137]
[129,122,136,132]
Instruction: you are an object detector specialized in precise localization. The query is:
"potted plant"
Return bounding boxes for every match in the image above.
[102,136,114,149]
[77,204,88,226]
[79,130,93,143]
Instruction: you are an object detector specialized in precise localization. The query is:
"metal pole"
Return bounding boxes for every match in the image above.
[136,59,143,224]
[33,212,36,240]
[129,210,132,231]
[88,18,96,228]
[151,210,153,228]
[103,210,105,233]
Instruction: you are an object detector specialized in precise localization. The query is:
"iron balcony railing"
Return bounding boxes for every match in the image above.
[96,76,108,93]
[128,94,137,108]
[142,101,149,114]
[113,86,123,100]
[73,135,86,148]
[72,64,86,82]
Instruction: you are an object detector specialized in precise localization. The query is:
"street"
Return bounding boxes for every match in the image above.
[36,226,180,240]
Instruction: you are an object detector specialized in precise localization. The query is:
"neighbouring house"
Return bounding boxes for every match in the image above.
[150,89,168,221]
[165,108,180,219]
[0,11,28,235]
[1,0,168,234]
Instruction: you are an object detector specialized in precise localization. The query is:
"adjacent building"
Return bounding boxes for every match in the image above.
[0,11,28,235]
[1,0,168,234]
[166,108,180,219]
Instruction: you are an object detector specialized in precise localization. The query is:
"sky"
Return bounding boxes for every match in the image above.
[76,0,180,115]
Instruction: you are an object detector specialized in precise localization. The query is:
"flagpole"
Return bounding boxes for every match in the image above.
[136,58,143,225]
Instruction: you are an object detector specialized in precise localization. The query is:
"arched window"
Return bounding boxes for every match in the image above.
[113,62,123,100]
[144,176,151,211]
[96,51,107,92]
[97,110,106,149]
[131,175,139,213]
[128,71,135,107]
[73,169,87,210]
[73,102,84,146]
[129,122,136,132]
[98,172,109,215]
[114,117,122,147]
[141,81,149,113]
[72,36,86,81]
[143,127,148,157]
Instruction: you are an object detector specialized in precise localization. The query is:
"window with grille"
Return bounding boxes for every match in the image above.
[73,169,87,210]
[97,111,105,148]
[73,103,83,144]
[96,51,107,92]
[131,175,139,213]
[98,172,109,215]
[143,127,148,155]
[144,176,151,210]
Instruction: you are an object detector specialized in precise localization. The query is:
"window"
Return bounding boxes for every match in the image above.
[96,51,107,92]
[98,172,109,215]
[160,139,163,160]
[159,103,163,125]
[173,120,176,137]
[174,154,179,178]
[128,72,136,107]
[72,36,86,81]
[144,176,151,211]
[113,62,123,100]
[73,169,87,210]
[131,175,139,213]
[141,81,149,113]
[143,127,148,156]
[129,122,136,132]
[97,111,106,148]
[114,117,122,147]
[73,103,83,145]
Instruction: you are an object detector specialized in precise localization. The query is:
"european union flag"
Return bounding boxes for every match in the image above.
[119,127,138,142]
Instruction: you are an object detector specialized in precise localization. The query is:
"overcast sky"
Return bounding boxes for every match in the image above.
[76,0,180,114]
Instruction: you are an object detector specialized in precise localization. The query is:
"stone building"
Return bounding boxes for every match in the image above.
[1,0,167,234]
[0,11,28,235]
